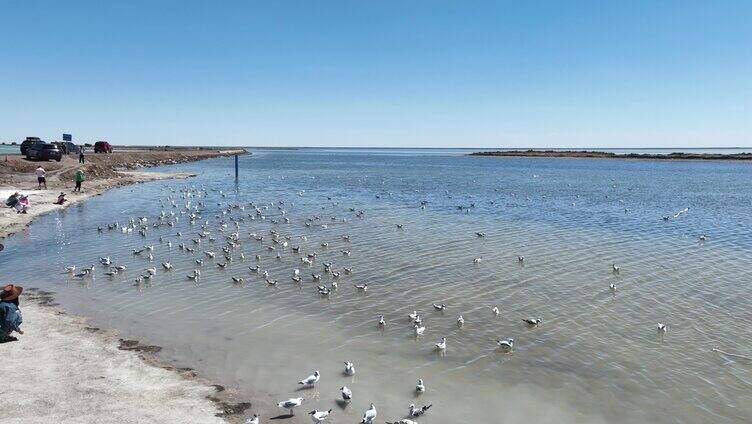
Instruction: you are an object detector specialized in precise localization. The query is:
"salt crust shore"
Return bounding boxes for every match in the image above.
[0,149,260,423]
[1,291,231,424]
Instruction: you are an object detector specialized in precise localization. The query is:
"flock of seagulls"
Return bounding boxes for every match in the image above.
[61,181,681,424]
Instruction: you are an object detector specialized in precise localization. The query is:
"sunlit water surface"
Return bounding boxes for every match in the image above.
[3,149,752,423]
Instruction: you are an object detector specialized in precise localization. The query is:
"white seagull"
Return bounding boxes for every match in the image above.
[523,318,542,327]
[435,337,447,351]
[415,378,425,393]
[361,403,377,424]
[309,409,332,423]
[277,397,304,416]
[657,323,667,333]
[344,361,355,376]
[378,315,386,327]
[408,403,432,417]
[496,338,515,352]
[457,315,465,326]
[298,370,320,386]
[340,386,352,402]
[414,324,426,336]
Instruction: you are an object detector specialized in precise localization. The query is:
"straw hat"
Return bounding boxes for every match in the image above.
[0,284,23,301]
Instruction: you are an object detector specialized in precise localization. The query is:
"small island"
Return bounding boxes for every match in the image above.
[469,149,752,161]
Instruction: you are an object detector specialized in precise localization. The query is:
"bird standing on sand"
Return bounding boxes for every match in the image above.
[298,370,320,386]
[361,403,377,423]
[277,397,304,416]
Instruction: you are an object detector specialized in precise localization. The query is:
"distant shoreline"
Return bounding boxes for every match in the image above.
[469,149,752,161]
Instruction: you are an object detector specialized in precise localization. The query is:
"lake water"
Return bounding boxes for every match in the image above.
[3,149,752,423]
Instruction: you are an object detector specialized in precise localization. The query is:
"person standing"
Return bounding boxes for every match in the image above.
[79,146,85,164]
[74,169,85,192]
[35,165,46,189]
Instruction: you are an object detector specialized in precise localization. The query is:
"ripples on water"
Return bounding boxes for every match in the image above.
[3,149,752,423]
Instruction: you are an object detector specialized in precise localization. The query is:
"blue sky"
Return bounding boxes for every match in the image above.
[1,1,750,148]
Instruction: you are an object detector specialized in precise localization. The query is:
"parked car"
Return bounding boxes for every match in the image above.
[63,141,80,154]
[26,143,62,162]
[20,137,43,155]
[94,141,113,153]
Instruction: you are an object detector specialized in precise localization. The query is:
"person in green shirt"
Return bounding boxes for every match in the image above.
[74,170,85,192]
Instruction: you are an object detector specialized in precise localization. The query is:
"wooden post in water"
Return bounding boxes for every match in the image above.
[234,154,239,180]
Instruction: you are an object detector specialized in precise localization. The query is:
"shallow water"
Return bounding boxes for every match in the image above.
[3,149,752,423]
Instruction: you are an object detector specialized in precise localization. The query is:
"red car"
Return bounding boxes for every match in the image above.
[94,141,113,153]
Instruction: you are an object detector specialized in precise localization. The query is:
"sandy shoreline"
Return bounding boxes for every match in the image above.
[1,149,261,423]
[1,290,253,424]
[0,148,245,239]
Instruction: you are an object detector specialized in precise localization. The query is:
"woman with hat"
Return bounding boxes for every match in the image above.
[0,285,23,342]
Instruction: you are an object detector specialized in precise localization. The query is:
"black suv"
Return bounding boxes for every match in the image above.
[20,137,43,155]
[26,143,62,162]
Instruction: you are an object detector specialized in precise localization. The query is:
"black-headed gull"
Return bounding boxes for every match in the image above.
[361,403,377,423]
[496,338,515,352]
[408,403,432,417]
[309,409,332,423]
[277,397,304,415]
[435,337,447,350]
[299,370,320,386]
[523,318,542,327]
[340,386,352,402]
